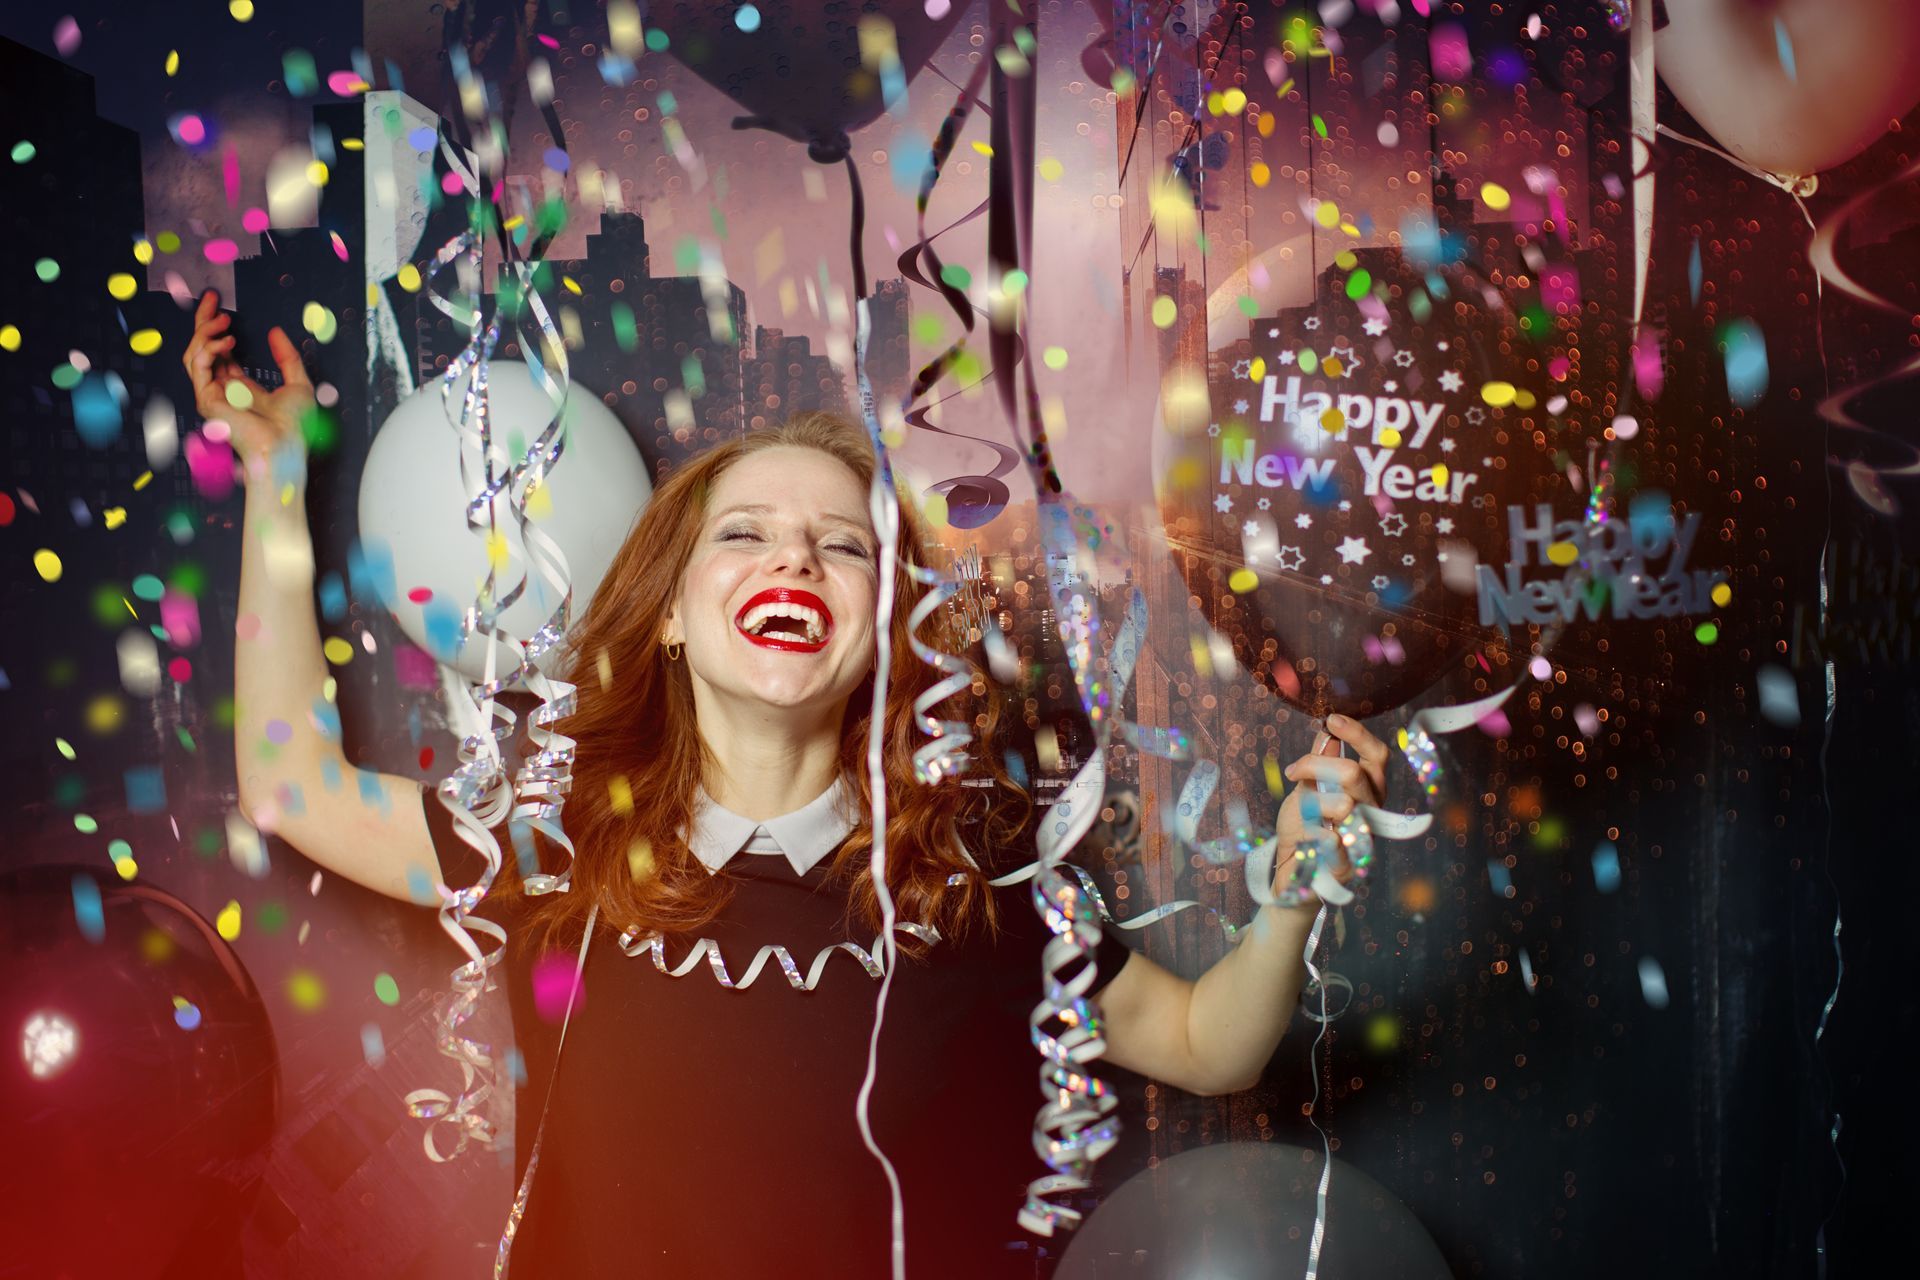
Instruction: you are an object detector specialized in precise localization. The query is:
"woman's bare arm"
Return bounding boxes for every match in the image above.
[193,289,445,904]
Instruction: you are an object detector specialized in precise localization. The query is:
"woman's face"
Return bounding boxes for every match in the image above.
[667,446,880,720]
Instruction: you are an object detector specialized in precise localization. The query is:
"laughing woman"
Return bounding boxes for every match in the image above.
[200,291,1391,1277]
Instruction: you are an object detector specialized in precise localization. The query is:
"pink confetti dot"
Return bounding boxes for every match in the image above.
[441,171,465,196]
[241,207,269,234]
[531,953,585,1023]
[235,612,261,641]
[407,587,433,604]
[52,16,80,56]
[177,115,206,145]
[326,70,369,96]
[167,656,192,683]
[266,718,292,744]
[183,430,235,501]
[1429,22,1471,80]
[201,418,230,443]
[203,238,239,265]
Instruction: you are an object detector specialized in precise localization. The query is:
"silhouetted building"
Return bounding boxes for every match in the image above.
[746,324,849,425]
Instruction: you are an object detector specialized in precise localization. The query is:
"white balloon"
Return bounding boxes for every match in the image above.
[358,360,651,682]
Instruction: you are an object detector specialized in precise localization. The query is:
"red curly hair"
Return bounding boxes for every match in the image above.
[489,413,1026,957]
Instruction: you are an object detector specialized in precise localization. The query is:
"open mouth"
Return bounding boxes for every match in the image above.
[734,587,833,652]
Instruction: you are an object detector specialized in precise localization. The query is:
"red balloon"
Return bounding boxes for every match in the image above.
[649,1,965,161]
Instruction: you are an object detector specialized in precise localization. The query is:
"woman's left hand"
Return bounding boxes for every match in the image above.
[1270,713,1391,908]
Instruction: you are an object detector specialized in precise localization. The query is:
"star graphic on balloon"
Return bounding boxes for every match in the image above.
[1363,317,1389,336]
[1242,519,1261,537]
[1337,536,1372,564]
[1465,406,1487,425]
[1371,574,1390,590]
[1278,349,1296,366]
[1319,573,1334,585]
[1402,553,1416,566]
[1438,369,1465,393]
[1382,380,1398,393]
[1380,511,1408,537]
[1214,493,1233,513]
[1327,345,1359,376]
[1436,517,1455,534]
[1303,315,1322,331]
[1393,348,1415,367]
[1257,496,1272,510]
[1232,358,1252,380]
[1294,512,1313,529]
[1277,544,1306,571]
[1439,436,1456,452]
[1233,398,1250,414]
[1207,422,1222,436]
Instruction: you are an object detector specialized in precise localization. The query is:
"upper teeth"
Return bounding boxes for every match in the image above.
[740,602,826,642]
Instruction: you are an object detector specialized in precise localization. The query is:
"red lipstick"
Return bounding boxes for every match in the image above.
[734,587,833,653]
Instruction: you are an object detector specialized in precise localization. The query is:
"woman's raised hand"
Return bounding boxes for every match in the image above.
[181,288,314,480]
[1270,712,1391,906]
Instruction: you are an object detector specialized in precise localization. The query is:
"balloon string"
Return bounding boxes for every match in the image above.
[1300,904,1334,1280]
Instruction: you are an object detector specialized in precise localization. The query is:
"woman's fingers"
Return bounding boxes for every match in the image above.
[1325,712,1390,798]
[1283,752,1378,804]
[266,326,311,390]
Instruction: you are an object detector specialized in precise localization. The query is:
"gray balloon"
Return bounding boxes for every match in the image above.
[1058,1142,1452,1279]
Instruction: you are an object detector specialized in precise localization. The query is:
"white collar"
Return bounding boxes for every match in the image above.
[683,777,858,877]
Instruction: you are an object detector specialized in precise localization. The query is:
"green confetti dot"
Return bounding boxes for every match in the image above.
[1237,294,1258,318]
[109,839,133,860]
[224,380,255,410]
[1312,114,1328,139]
[1694,621,1719,645]
[938,263,971,291]
[34,257,60,282]
[911,313,944,344]
[1345,269,1372,300]
[51,362,82,390]
[644,27,669,52]
[11,140,35,163]
[1042,346,1068,370]
[1000,269,1028,296]
[374,973,400,1006]
[155,231,181,254]
[74,813,98,834]
[132,573,166,601]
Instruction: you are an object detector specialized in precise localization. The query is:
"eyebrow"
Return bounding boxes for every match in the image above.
[709,503,872,535]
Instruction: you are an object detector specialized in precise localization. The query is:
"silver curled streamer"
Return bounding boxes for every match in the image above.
[617,922,944,989]
[399,49,582,1171]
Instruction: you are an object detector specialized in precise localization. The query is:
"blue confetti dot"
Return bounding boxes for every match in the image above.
[542,146,569,174]
[72,875,104,943]
[174,1002,202,1031]
[1591,840,1621,893]
[735,5,761,33]
[408,126,437,151]
[1722,317,1769,409]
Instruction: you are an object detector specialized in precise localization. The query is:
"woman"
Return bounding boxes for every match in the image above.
[193,290,1391,1276]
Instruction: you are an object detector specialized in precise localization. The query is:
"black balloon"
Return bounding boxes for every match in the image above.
[0,865,279,1278]
[1058,1142,1452,1279]
[1157,246,1582,719]
[649,1,965,161]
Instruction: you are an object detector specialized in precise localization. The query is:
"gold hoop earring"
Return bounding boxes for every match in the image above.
[662,637,683,662]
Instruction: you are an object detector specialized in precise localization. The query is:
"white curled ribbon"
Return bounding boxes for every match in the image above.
[616,923,943,990]
[406,63,581,1170]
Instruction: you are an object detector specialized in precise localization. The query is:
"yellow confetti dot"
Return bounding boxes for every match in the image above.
[216,900,242,940]
[970,140,994,157]
[1481,182,1511,211]
[1431,464,1450,487]
[1264,753,1286,799]
[133,471,152,490]
[1380,428,1403,448]
[1257,111,1276,138]
[55,737,75,760]
[1042,346,1069,370]
[33,549,62,582]
[1481,381,1517,407]
[1320,407,1345,434]
[1205,91,1225,116]
[1515,390,1536,409]
[322,637,355,665]
[1247,357,1265,383]
[1229,567,1259,593]
[1151,296,1178,328]
[1038,157,1063,182]
[396,263,422,292]
[306,160,329,186]
[141,929,174,962]
[165,50,179,76]
[129,329,162,355]
[922,491,948,526]
[133,238,153,265]
[562,275,582,295]
[86,694,123,734]
[486,529,509,569]
[1321,356,1343,377]
[1222,88,1248,114]
[224,380,254,410]
[341,137,363,151]
[0,324,20,351]
[608,774,634,815]
[627,838,655,881]
[1710,582,1732,607]
[1546,541,1580,567]
[287,969,327,1011]
[103,507,126,529]
[108,272,138,300]
[114,857,138,881]
[229,0,254,22]
[1250,161,1271,188]
[1314,201,1341,228]
[1334,250,1357,270]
